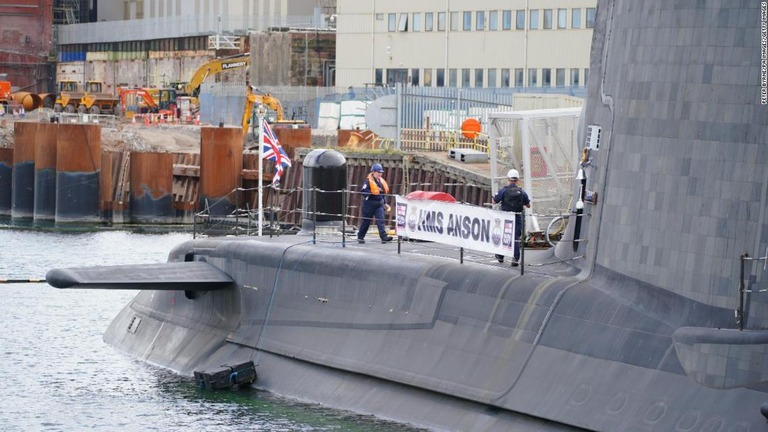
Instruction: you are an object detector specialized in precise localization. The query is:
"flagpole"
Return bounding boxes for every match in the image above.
[256,105,266,236]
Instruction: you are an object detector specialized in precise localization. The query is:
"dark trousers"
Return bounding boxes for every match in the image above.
[358,200,387,240]
[495,213,523,261]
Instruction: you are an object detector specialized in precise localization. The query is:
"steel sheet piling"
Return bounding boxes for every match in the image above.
[130,152,174,223]
[199,127,242,216]
[55,123,101,223]
[33,123,58,222]
[0,148,12,216]
[11,122,37,220]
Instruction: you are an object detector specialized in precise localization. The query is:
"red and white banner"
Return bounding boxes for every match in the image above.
[395,196,517,256]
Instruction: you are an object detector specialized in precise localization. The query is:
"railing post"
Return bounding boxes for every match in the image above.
[342,187,347,247]
[312,187,317,245]
[738,252,747,331]
[520,211,525,275]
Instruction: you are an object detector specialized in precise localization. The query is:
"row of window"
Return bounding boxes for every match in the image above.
[385,8,596,33]
[375,67,589,88]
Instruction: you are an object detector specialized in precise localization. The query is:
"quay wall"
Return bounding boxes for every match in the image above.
[1,122,494,228]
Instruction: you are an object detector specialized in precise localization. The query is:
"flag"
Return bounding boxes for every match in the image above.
[261,119,292,185]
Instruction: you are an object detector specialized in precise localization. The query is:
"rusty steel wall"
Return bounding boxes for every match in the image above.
[130,152,174,223]
[273,127,311,159]
[11,122,37,220]
[0,148,13,216]
[33,122,57,221]
[199,126,243,216]
[55,123,101,223]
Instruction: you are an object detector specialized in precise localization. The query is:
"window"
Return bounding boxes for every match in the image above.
[528,68,537,87]
[529,10,539,30]
[449,68,457,86]
[476,11,485,30]
[586,8,596,28]
[542,68,552,86]
[387,68,408,86]
[543,9,552,29]
[462,68,471,87]
[516,10,525,30]
[475,68,484,87]
[450,12,459,31]
[463,11,472,31]
[488,69,497,88]
[398,13,408,31]
[489,11,498,31]
[426,12,434,31]
[375,68,383,86]
[502,10,512,30]
[424,69,432,87]
[501,69,510,87]
[136,0,143,18]
[436,69,445,87]
[437,12,445,31]
[571,68,580,86]
[388,13,396,32]
[412,13,421,32]
[411,68,420,86]
[515,68,524,86]
[558,9,567,29]
[556,68,565,86]
[572,9,581,29]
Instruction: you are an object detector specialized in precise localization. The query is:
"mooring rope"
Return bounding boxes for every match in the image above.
[0,278,46,283]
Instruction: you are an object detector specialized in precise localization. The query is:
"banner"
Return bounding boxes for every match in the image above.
[395,196,517,256]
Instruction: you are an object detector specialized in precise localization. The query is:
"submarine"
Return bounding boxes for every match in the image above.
[47,0,768,430]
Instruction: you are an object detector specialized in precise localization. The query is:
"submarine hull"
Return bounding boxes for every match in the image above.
[99,238,767,431]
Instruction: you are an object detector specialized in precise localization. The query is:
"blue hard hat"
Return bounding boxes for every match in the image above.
[371,163,384,173]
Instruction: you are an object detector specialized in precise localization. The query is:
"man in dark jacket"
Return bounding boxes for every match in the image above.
[492,169,531,266]
[358,163,394,244]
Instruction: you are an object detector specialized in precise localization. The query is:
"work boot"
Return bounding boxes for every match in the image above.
[357,238,365,244]
[510,257,519,267]
[381,236,393,243]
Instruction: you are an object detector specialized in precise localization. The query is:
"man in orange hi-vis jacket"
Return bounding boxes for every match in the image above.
[357,163,394,244]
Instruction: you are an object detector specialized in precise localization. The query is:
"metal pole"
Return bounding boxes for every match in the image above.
[739,253,747,331]
[342,188,347,247]
[520,212,525,275]
[312,187,317,245]
[257,112,265,236]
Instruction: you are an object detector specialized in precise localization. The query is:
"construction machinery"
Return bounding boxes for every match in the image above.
[78,81,120,114]
[242,86,307,137]
[118,87,178,118]
[53,80,84,113]
[182,54,250,98]
[0,79,11,106]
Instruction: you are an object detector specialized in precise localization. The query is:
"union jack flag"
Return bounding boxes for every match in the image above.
[261,119,292,185]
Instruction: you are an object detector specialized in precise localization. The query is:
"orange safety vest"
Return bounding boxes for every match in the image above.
[366,173,389,196]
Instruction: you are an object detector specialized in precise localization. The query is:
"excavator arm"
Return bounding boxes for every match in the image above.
[184,54,250,97]
[242,86,289,136]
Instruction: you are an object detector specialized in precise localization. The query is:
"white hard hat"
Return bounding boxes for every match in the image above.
[507,169,519,179]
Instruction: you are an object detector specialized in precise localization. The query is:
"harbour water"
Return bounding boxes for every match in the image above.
[0,228,423,432]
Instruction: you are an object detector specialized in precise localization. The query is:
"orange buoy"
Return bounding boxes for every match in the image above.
[461,118,481,139]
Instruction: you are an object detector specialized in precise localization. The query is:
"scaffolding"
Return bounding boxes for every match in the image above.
[54,0,85,25]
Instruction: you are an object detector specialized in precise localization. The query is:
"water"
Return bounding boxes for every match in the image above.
[0,229,423,432]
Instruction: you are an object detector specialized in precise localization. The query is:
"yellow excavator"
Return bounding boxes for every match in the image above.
[182,53,250,99]
[242,86,307,138]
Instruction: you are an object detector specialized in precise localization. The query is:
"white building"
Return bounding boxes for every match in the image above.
[335,0,596,89]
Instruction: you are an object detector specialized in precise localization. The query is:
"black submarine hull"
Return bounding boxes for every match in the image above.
[92,237,766,431]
